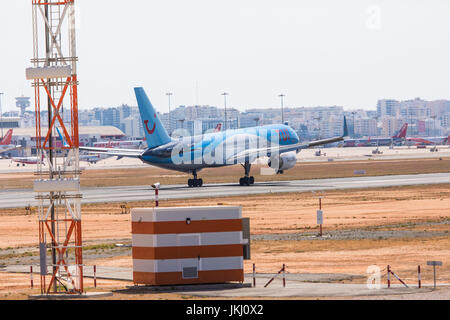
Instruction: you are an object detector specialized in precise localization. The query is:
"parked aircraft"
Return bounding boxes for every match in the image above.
[214,123,222,133]
[93,139,145,149]
[404,135,450,147]
[81,87,348,187]
[11,155,44,166]
[0,129,22,155]
[343,123,408,147]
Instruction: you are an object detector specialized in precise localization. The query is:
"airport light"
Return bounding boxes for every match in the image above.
[222,93,229,131]
[318,196,324,237]
[375,116,380,137]
[166,93,173,135]
[313,191,325,237]
[279,94,285,124]
[431,115,437,138]
[151,182,161,207]
[427,260,443,289]
[352,111,356,138]
[314,116,322,140]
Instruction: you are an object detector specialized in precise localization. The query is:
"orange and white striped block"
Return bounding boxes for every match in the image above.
[132,206,245,285]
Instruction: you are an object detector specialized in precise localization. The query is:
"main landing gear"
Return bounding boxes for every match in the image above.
[239,161,255,186]
[188,170,203,188]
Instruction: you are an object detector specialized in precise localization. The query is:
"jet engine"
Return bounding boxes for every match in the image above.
[268,152,297,174]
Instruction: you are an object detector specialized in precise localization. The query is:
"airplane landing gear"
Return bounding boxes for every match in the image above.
[188,179,203,188]
[239,161,255,186]
[188,170,203,188]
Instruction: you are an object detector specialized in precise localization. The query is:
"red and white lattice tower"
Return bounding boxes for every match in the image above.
[26,0,83,295]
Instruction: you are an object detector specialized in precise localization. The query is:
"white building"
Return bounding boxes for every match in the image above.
[381,117,405,137]
[124,116,142,138]
[355,118,378,137]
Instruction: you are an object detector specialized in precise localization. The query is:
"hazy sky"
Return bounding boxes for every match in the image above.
[0,0,449,113]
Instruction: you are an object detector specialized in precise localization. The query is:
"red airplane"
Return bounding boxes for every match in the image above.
[405,135,450,147]
[344,123,408,147]
[214,123,222,133]
[0,129,22,155]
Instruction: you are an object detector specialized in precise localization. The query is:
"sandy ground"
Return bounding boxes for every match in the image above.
[0,183,449,300]
[1,184,450,247]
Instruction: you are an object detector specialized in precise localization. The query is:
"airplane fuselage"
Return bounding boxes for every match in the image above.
[140,124,300,173]
[343,137,403,147]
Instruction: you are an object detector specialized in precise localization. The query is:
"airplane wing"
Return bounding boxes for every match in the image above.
[80,147,144,159]
[0,145,22,155]
[228,117,348,164]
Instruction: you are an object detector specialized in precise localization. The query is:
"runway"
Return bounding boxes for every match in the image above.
[1,172,450,209]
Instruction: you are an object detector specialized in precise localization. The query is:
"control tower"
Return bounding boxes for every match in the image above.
[15,96,31,116]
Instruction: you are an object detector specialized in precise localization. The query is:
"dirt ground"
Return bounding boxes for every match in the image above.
[0,182,449,299]
[1,183,449,246]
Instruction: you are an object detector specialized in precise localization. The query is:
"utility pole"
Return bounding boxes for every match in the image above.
[222,93,229,131]
[166,93,173,135]
[314,117,322,140]
[279,94,285,124]
[352,111,357,138]
[431,115,437,137]
[375,116,379,137]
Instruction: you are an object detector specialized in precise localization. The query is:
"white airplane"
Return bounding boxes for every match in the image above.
[93,139,146,149]
[11,155,43,166]
[0,129,22,156]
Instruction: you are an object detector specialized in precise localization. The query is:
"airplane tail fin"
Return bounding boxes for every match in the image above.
[134,87,172,149]
[56,127,70,148]
[343,116,349,137]
[214,123,222,133]
[393,123,408,139]
[0,129,13,145]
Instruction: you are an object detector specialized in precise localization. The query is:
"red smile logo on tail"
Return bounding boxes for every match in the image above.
[144,114,157,135]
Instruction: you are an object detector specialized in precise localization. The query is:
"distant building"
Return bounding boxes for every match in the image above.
[355,118,378,137]
[441,113,450,130]
[381,117,405,137]
[11,126,126,156]
[377,100,400,118]
[15,96,31,116]
[239,112,263,128]
[400,98,430,120]
[124,116,142,138]
[176,119,237,136]
[0,117,20,129]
